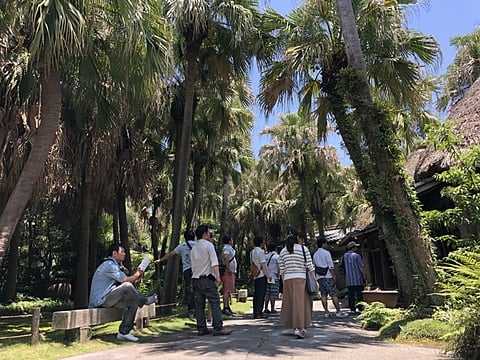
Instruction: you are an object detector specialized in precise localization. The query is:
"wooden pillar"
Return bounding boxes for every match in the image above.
[30,307,41,345]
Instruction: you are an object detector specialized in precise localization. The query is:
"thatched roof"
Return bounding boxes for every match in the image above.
[406,76,480,182]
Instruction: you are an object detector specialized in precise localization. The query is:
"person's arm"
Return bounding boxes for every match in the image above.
[260,259,272,282]
[154,250,177,264]
[222,252,232,274]
[121,268,144,283]
[212,265,221,285]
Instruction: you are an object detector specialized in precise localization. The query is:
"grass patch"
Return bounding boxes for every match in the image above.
[0,300,251,360]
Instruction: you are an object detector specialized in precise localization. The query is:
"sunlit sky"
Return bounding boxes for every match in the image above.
[250,1,480,163]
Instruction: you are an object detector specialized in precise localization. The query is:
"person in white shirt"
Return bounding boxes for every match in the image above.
[190,224,232,336]
[220,234,237,316]
[313,236,348,317]
[263,243,280,314]
[250,236,271,319]
[154,230,196,319]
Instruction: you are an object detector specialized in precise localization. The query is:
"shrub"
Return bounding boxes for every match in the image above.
[356,301,403,330]
[0,296,73,316]
[399,318,452,341]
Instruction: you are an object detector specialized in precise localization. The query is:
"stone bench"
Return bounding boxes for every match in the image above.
[51,303,156,342]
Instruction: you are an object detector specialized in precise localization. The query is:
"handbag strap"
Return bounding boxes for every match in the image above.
[267,253,274,266]
[301,245,308,269]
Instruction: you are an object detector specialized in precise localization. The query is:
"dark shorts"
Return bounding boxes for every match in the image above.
[318,278,338,297]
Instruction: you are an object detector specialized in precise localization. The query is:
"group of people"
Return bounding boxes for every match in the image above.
[88,225,367,342]
[251,229,366,339]
[88,224,235,341]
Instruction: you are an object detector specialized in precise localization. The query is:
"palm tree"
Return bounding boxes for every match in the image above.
[258,0,440,305]
[0,0,87,265]
[259,112,343,237]
[161,0,260,307]
[437,28,480,111]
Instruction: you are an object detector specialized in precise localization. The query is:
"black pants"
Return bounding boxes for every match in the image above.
[253,276,267,316]
[347,285,364,312]
[183,268,195,313]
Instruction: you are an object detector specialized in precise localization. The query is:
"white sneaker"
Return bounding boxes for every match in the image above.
[294,328,305,339]
[116,332,139,342]
[336,311,348,317]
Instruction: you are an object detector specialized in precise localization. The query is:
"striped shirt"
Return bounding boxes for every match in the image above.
[279,244,314,281]
[342,250,365,286]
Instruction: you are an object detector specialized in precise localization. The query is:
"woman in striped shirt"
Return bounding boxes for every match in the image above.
[279,228,315,339]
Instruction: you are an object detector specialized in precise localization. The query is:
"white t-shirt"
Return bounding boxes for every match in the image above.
[190,239,219,278]
[313,247,334,279]
[250,246,266,278]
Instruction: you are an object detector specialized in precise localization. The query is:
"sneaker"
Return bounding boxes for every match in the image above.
[212,328,232,336]
[207,320,212,326]
[270,310,278,314]
[145,294,158,305]
[198,328,213,336]
[336,311,348,317]
[263,309,271,314]
[117,332,139,342]
[222,309,233,316]
[324,312,331,318]
[294,328,305,339]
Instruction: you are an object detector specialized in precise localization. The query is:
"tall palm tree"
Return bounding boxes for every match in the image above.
[259,112,343,237]
[258,0,440,305]
[0,0,87,265]
[161,0,260,307]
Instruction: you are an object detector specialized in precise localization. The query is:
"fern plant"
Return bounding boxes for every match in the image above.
[436,250,480,359]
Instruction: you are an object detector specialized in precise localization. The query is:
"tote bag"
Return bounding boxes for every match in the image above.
[302,245,318,296]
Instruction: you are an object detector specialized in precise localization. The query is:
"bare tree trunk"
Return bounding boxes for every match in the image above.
[0,231,20,301]
[220,173,229,234]
[117,185,131,271]
[0,71,61,265]
[162,43,200,308]
[74,173,91,308]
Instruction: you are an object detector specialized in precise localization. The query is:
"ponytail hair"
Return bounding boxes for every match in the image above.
[285,227,299,254]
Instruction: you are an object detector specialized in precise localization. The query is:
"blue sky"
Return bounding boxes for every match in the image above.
[251,0,480,162]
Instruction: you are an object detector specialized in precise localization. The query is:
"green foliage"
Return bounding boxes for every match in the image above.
[0,296,72,316]
[399,318,452,341]
[356,301,403,330]
[435,249,480,359]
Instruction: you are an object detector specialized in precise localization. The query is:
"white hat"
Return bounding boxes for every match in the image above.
[347,241,360,249]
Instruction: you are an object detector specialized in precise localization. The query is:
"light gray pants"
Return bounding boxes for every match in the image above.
[102,282,148,334]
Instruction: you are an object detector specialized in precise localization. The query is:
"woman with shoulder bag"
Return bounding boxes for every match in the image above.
[278,228,315,339]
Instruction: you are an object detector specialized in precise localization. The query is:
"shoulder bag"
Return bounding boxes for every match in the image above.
[302,246,319,296]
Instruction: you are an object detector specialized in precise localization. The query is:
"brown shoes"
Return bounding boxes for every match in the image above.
[212,328,232,336]
[198,329,213,336]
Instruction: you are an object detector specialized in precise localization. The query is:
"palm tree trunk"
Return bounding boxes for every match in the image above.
[0,231,20,301]
[117,185,131,271]
[74,172,91,308]
[334,0,437,305]
[0,71,61,265]
[220,172,229,234]
[187,161,203,230]
[162,44,199,308]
